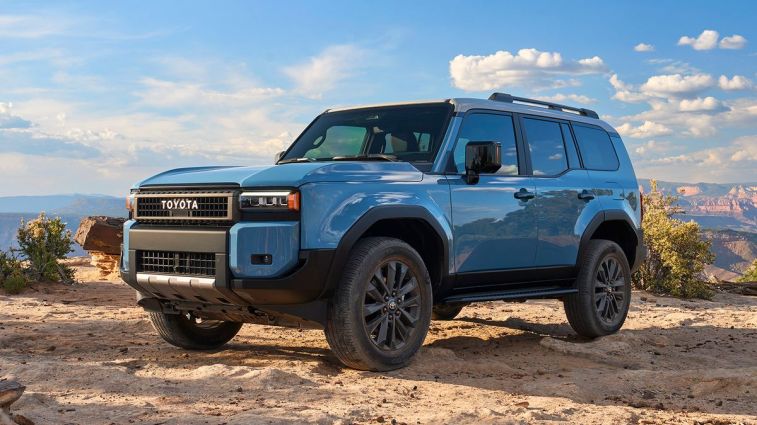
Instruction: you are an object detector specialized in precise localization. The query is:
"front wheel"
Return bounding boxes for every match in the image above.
[564,240,632,338]
[324,237,433,371]
[149,311,242,350]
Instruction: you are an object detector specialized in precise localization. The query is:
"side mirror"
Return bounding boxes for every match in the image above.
[464,141,501,184]
[274,151,285,164]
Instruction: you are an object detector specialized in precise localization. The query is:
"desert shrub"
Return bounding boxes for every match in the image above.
[738,260,757,282]
[0,250,25,293]
[633,180,714,299]
[3,269,27,294]
[15,212,75,283]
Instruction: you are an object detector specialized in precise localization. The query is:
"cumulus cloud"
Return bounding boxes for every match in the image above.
[609,74,647,103]
[634,43,655,52]
[283,44,366,99]
[719,34,747,49]
[678,30,719,50]
[640,73,715,98]
[678,96,726,112]
[678,30,747,50]
[616,121,673,139]
[718,75,753,91]
[448,48,606,91]
[634,139,672,155]
[0,103,32,129]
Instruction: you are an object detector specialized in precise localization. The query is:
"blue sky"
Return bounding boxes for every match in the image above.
[1,0,755,195]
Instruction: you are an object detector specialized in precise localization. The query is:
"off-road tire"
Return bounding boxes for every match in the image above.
[324,237,433,371]
[432,304,465,320]
[564,240,632,338]
[149,311,242,350]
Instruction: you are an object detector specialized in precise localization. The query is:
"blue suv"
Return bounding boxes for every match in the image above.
[121,93,644,371]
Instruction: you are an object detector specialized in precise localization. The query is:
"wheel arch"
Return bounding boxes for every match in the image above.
[579,210,642,272]
[324,205,451,298]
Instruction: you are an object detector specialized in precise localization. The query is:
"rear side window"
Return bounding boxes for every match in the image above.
[522,117,568,176]
[572,124,620,170]
[453,113,518,175]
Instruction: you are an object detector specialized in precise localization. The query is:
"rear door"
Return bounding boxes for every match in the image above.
[519,115,599,267]
[448,111,537,280]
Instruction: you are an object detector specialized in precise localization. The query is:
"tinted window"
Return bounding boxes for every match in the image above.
[283,104,452,163]
[561,123,581,169]
[522,118,568,176]
[453,113,518,175]
[572,124,619,170]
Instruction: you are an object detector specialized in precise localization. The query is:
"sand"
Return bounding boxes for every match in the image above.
[0,263,755,424]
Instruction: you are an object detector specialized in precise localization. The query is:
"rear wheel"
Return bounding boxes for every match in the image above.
[564,240,631,338]
[325,237,433,371]
[149,311,242,350]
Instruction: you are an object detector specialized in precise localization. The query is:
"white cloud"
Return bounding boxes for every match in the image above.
[718,74,753,91]
[719,34,747,49]
[0,14,72,39]
[678,30,748,50]
[678,30,720,50]
[536,93,596,104]
[634,139,672,155]
[678,96,725,112]
[640,73,715,98]
[634,43,655,52]
[0,103,32,129]
[616,121,673,139]
[609,74,647,103]
[448,48,606,91]
[137,78,284,108]
[283,44,366,99]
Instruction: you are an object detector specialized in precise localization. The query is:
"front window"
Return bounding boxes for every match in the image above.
[281,103,453,168]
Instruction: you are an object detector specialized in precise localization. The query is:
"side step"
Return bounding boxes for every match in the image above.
[443,287,577,304]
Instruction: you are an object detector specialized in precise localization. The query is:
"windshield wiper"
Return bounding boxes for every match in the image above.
[330,154,398,162]
[277,157,316,164]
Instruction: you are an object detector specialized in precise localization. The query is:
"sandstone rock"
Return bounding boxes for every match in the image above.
[74,216,125,256]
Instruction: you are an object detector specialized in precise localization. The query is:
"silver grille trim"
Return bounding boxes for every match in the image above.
[136,273,215,288]
[134,191,235,222]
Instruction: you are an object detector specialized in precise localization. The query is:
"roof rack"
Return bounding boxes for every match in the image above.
[488,92,599,119]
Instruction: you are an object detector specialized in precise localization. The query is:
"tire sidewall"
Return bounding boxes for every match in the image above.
[343,240,433,366]
[580,241,632,334]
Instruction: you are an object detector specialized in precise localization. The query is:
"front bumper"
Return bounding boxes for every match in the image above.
[120,225,335,306]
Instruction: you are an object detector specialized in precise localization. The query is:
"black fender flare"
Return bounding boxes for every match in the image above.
[322,205,451,295]
[578,209,643,271]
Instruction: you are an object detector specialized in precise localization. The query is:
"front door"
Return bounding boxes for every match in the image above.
[448,111,538,281]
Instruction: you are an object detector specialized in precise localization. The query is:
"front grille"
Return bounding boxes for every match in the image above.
[134,191,234,223]
[136,250,216,277]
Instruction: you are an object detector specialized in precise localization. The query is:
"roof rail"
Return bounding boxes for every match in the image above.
[488,92,599,119]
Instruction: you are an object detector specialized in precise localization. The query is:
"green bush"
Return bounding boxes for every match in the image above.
[738,260,757,283]
[15,212,75,284]
[633,180,715,299]
[3,269,27,294]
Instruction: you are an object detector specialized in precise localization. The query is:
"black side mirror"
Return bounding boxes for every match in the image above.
[274,151,285,164]
[464,141,501,184]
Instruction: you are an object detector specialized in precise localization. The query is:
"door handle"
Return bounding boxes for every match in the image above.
[578,189,596,200]
[514,188,535,200]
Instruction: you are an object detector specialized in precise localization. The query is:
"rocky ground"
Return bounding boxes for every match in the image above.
[0,263,755,424]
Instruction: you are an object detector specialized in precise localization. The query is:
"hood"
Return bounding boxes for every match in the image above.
[135,162,424,189]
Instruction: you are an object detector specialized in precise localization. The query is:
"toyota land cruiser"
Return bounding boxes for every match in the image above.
[121,93,644,371]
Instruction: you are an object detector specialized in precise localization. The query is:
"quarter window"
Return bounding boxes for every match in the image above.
[453,113,518,175]
[522,118,568,176]
[572,124,619,170]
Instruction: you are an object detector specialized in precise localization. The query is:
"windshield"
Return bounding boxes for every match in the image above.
[281,103,453,167]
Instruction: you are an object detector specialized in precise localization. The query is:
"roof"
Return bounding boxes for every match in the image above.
[324,95,618,135]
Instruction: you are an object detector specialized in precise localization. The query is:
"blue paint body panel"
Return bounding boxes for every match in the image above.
[229,221,300,278]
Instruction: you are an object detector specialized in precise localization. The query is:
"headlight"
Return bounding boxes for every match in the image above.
[239,191,300,211]
[126,193,136,212]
